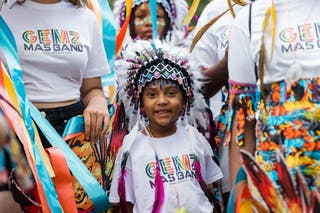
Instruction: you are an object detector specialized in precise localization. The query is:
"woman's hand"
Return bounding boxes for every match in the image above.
[81,77,110,143]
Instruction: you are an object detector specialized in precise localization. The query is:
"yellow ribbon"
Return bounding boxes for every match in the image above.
[183,0,199,25]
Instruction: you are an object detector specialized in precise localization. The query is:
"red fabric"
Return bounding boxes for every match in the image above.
[46,147,77,213]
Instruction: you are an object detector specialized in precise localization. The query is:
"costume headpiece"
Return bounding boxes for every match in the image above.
[116,39,207,129]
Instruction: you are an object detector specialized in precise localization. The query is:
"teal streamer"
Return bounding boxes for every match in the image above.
[62,115,84,138]
[149,0,158,40]
[99,0,116,87]
[30,103,110,212]
[0,15,62,212]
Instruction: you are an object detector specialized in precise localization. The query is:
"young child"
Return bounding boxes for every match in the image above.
[109,39,223,212]
[113,0,189,47]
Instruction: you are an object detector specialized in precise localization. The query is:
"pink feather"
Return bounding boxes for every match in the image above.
[151,161,164,213]
[118,157,128,213]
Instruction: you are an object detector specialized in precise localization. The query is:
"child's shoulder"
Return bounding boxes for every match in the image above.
[180,125,213,156]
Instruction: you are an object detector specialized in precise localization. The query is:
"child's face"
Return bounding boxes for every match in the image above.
[141,79,185,132]
[132,2,166,40]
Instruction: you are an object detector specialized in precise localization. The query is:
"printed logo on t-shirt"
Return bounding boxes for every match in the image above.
[218,26,232,50]
[279,22,320,53]
[145,153,197,189]
[22,29,83,53]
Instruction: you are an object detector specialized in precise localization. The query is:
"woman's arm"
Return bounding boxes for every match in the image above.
[229,116,256,197]
[80,77,110,143]
[201,49,229,99]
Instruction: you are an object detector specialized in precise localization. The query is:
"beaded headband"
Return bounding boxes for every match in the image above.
[116,39,207,129]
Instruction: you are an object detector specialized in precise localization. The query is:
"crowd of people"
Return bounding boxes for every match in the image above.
[0,0,319,212]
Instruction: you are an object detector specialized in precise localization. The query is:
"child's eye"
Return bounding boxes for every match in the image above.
[167,90,178,96]
[135,15,144,19]
[157,15,164,19]
[146,91,157,98]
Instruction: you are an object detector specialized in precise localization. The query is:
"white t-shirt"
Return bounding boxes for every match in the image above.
[1,0,109,102]
[190,0,244,193]
[191,0,244,119]
[109,125,223,213]
[228,0,320,84]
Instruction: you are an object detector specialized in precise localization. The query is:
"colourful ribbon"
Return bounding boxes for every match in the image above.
[97,0,116,87]
[149,0,158,40]
[87,0,116,100]
[0,16,62,213]
[116,0,132,56]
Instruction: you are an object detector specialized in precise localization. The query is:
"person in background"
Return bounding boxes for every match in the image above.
[227,0,320,206]
[113,0,189,48]
[190,0,252,205]
[1,0,110,146]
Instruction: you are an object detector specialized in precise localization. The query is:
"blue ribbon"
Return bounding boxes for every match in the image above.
[149,0,158,40]
[99,0,116,87]
[62,115,84,138]
[0,15,62,212]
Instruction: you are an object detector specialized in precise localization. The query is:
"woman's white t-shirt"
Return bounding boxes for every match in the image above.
[228,0,320,84]
[1,0,109,102]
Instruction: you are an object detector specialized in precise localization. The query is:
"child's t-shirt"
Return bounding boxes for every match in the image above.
[109,125,223,213]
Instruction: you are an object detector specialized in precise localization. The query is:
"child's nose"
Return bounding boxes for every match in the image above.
[143,16,152,25]
[157,94,168,105]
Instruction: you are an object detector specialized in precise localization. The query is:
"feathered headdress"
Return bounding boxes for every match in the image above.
[113,0,189,46]
[116,39,207,130]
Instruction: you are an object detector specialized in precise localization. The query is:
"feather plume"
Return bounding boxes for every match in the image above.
[189,8,230,53]
[194,157,221,213]
[227,0,236,18]
[240,150,320,212]
[118,151,129,213]
[240,150,286,212]
[151,157,165,213]
[274,152,303,212]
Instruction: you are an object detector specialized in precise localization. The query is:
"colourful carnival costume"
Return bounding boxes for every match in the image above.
[227,0,320,211]
[108,40,223,212]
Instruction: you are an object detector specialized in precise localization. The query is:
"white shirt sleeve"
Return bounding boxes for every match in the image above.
[204,153,223,184]
[228,8,257,84]
[186,125,223,184]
